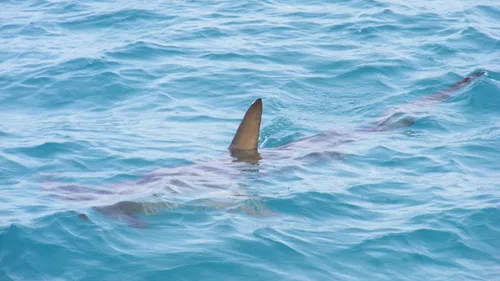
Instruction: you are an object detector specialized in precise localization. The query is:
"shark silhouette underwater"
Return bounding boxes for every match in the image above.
[42,71,486,227]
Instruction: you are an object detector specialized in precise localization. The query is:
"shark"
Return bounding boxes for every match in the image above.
[42,71,486,227]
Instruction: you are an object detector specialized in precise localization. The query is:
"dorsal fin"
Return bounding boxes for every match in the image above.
[229,98,262,151]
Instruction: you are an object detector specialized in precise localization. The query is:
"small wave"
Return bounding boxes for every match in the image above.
[58,9,166,30]
[6,141,87,158]
[106,41,185,61]
[458,26,500,48]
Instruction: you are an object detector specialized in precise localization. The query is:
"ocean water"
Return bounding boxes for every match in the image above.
[1,0,500,280]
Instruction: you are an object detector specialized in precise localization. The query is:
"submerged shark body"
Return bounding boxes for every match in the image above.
[42,71,486,227]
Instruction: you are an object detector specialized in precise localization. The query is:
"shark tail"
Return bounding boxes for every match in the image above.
[370,71,487,131]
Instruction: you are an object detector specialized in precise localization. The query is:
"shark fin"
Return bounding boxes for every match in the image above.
[229,98,262,151]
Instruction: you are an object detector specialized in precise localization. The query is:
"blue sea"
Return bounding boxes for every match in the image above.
[1,0,500,280]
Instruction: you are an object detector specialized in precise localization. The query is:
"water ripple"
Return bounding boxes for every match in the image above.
[1,0,500,280]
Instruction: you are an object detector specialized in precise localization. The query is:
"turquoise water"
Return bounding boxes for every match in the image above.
[1,0,500,280]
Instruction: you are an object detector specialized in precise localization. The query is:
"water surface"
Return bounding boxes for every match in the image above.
[1,0,500,280]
